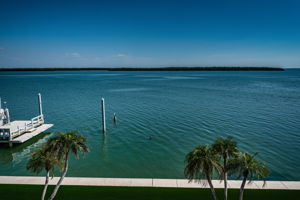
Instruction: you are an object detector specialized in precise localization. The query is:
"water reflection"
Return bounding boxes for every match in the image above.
[0,132,52,164]
[100,131,107,155]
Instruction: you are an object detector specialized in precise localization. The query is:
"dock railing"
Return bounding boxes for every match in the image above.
[10,115,44,138]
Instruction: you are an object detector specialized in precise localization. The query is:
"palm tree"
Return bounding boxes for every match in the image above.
[229,152,269,200]
[45,131,89,200]
[212,136,238,200]
[184,145,221,200]
[27,146,61,200]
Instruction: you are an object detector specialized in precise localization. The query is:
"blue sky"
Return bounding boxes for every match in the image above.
[0,0,299,68]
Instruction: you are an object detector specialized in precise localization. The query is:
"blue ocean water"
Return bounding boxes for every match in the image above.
[0,69,299,180]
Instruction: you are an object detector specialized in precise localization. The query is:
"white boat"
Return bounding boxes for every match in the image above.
[0,94,53,147]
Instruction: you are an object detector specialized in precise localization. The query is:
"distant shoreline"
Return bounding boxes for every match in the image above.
[0,67,284,71]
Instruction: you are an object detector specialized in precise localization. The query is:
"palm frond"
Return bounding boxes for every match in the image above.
[184,145,221,185]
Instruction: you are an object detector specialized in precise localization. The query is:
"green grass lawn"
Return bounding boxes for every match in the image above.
[0,184,299,200]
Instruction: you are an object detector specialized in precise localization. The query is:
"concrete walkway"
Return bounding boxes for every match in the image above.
[0,176,299,190]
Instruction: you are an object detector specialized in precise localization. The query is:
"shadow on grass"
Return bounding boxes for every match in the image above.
[0,184,299,200]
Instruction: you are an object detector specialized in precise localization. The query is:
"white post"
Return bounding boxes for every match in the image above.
[9,130,12,148]
[38,93,43,116]
[25,122,27,131]
[31,119,34,128]
[101,98,106,133]
[17,126,20,135]
[4,108,10,124]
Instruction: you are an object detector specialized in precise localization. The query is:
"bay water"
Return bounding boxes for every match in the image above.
[0,70,299,180]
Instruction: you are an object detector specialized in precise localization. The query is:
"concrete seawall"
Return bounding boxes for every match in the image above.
[0,176,299,190]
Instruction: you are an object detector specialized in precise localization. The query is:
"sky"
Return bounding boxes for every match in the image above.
[0,0,299,68]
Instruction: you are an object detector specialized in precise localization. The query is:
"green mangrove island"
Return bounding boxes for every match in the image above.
[0,67,284,71]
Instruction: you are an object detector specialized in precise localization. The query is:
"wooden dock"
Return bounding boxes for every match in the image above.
[0,115,53,145]
[0,93,54,146]
[5,124,53,144]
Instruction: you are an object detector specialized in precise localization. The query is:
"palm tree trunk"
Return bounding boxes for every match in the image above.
[239,173,248,200]
[48,154,69,200]
[41,171,50,200]
[223,156,228,200]
[207,175,218,200]
[224,171,228,200]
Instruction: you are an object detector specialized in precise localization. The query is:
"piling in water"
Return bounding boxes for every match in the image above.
[38,93,43,116]
[101,98,106,133]
[113,112,117,123]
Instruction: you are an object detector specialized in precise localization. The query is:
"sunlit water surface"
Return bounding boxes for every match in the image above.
[0,70,299,180]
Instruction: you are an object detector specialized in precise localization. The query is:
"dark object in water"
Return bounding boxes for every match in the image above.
[113,113,117,123]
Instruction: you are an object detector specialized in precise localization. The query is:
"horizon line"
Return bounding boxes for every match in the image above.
[0,66,285,71]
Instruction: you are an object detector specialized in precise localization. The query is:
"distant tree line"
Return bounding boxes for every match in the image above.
[0,66,284,71]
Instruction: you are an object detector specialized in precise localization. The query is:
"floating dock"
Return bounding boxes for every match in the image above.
[0,94,53,147]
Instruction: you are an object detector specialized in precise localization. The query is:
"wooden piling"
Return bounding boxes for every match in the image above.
[101,98,106,133]
[38,93,43,116]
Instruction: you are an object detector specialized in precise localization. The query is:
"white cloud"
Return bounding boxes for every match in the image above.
[116,54,125,57]
[66,52,81,58]
[0,47,4,50]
